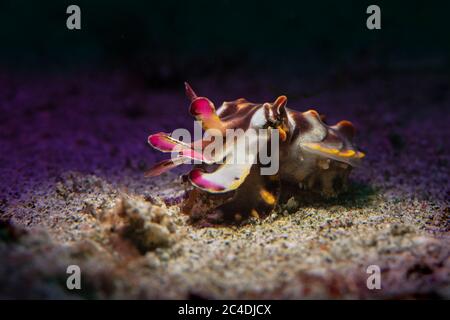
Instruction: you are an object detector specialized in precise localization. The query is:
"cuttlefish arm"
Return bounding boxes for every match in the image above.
[148,132,216,162]
[185,82,227,132]
[145,157,188,177]
[188,128,265,193]
[146,132,215,177]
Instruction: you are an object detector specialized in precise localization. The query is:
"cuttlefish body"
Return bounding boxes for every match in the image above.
[147,83,365,223]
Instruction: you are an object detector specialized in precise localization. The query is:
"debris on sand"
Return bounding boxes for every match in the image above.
[1,72,449,299]
[103,196,177,253]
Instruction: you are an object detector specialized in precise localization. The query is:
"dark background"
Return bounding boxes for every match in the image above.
[1,0,449,82]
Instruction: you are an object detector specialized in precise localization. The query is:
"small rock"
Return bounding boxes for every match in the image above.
[118,196,178,253]
[285,197,299,212]
[390,223,413,236]
[145,252,161,268]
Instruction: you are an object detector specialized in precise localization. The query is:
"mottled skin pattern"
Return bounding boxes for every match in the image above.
[148,83,365,224]
[279,109,362,198]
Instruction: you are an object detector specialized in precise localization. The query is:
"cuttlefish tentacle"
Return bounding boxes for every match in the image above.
[185,82,227,132]
[144,157,188,177]
[148,132,214,163]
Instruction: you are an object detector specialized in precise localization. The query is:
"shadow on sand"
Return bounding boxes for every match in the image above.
[184,180,378,227]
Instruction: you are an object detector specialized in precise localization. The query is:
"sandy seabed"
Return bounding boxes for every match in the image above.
[0,68,448,299]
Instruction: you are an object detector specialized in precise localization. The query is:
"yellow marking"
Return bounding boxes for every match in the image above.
[228,168,251,190]
[203,114,225,131]
[269,175,279,181]
[304,143,339,155]
[260,189,276,205]
[229,179,243,190]
[250,209,260,219]
[338,150,356,157]
[304,143,365,159]
[277,125,287,142]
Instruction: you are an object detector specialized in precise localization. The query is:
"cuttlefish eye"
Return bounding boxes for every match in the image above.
[267,118,281,127]
[265,118,287,142]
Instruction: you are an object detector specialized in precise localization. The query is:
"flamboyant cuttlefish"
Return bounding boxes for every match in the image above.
[146,83,365,224]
